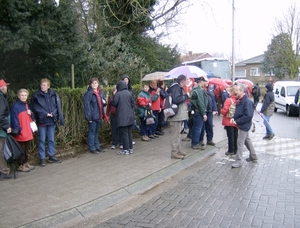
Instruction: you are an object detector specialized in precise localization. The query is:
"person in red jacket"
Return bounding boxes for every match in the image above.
[10,89,35,172]
[220,86,238,155]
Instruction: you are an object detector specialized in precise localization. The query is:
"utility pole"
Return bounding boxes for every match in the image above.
[232,0,235,82]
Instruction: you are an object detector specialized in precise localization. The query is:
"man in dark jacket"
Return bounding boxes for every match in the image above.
[295,88,300,118]
[259,83,275,140]
[230,83,257,168]
[112,80,135,155]
[0,79,13,180]
[252,83,261,108]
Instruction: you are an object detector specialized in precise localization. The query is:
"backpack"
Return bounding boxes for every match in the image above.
[163,94,178,119]
[144,107,156,125]
[226,98,236,118]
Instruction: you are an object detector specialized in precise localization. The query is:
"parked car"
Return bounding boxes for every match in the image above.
[273,81,300,116]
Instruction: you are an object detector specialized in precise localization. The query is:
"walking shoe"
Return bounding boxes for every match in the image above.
[141,135,151,141]
[232,161,242,168]
[24,163,35,170]
[0,172,13,181]
[199,141,205,146]
[171,152,184,159]
[268,134,275,140]
[262,135,270,139]
[90,150,99,154]
[225,151,235,156]
[18,165,30,172]
[155,131,164,135]
[246,155,258,162]
[148,135,155,139]
[48,156,62,163]
[178,151,187,156]
[182,137,191,142]
[124,150,130,155]
[117,150,125,155]
[154,134,159,138]
[129,149,133,154]
[207,141,216,146]
[191,144,206,150]
[40,159,46,167]
[119,145,123,149]
[96,148,105,153]
[111,145,116,149]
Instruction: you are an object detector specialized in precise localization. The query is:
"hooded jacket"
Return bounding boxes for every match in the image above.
[260,83,275,116]
[112,80,135,127]
[233,94,254,131]
[0,91,10,138]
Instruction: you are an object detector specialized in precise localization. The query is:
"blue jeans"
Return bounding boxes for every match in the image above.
[38,124,56,159]
[191,111,204,146]
[88,120,102,151]
[139,116,151,136]
[263,115,273,135]
[200,112,213,142]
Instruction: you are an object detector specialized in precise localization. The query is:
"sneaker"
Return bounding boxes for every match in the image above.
[18,165,30,172]
[148,135,155,139]
[117,150,125,155]
[262,135,270,139]
[232,161,242,168]
[207,141,215,146]
[111,145,116,149]
[40,159,46,167]
[245,155,258,162]
[225,151,235,156]
[141,135,151,141]
[24,163,35,170]
[178,151,187,156]
[96,148,105,153]
[0,172,13,181]
[132,141,136,145]
[171,152,184,159]
[119,145,123,149]
[129,149,133,154]
[268,134,275,140]
[181,137,191,142]
[124,150,130,155]
[48,156,62,163]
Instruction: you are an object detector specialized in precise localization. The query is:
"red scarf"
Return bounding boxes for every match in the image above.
[94,88,103,120]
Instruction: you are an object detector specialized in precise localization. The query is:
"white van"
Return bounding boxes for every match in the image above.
[273,81,300,116]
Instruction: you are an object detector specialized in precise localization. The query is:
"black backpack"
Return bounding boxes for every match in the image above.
[144,106,156,125]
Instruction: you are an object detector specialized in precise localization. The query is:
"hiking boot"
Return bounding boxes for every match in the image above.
[178,151,187,156]
[232,161,242,168]
[171,152,184,159]
[18,165,30,172]
[40,159,46,167]
[48,156,62,163]
[262,135,270,139]
[268,134,275,140]
[246,155,258,162]
[182,137,191,142]
[148,135,155,139]
[141,135,151,141]
[24,163,35,170]
[0,172,13,181]
[207,141,215,146]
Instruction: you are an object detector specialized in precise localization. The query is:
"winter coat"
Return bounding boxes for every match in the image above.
[221,95,238,127]
[206,90,218,113]
[190,85,208,116]
[167,83,188,122]
[10,99,34,142]
[112,80,135,127]
[31,88,64,126]
[0,91,10,138]
[136,90,152,118]
[260,84,274,116]
[149,87,160,111]
[233,94,254,131]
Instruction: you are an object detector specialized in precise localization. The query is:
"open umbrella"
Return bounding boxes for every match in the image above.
[165,65,207,79]
[208,78,229,90]
[142,71,167,81]
[224,79,233,86]
[234,79,253,87]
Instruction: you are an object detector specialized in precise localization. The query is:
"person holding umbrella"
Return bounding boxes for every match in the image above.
[259,83,275,140]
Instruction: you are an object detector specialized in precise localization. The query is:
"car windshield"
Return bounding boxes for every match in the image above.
[287,86,299,96]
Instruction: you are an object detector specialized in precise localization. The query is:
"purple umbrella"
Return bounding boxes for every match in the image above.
[165,65,207,79]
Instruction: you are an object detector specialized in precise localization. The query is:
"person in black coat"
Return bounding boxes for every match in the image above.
[31,78,64,167]
[295,88,300,118]
[112,80,135,155]
[83,78,107,154]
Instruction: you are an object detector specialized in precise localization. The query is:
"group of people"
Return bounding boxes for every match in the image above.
[0,78,64,180]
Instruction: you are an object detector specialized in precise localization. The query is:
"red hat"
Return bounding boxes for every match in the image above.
[0,79,10,87]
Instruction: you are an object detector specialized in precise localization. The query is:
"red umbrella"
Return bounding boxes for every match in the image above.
[224,79,233,86]
[234,79,253,88]
[208,78,229,91]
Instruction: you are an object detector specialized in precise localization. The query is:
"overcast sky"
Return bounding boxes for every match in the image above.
[159,0,297,61]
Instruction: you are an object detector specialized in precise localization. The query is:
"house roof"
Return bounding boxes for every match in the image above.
[235,54,265,66]
[180,52,212,62]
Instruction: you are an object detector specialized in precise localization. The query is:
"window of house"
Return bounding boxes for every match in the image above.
[235,70,246,77]
[250,67,260,76]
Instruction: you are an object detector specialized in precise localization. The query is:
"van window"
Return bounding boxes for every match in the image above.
[287,86,300,96]
[280,87,286,97]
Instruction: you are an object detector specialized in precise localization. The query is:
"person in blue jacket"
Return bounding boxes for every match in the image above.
[31,78,65,167]
[230,83,257,168]
[83,78,107,154]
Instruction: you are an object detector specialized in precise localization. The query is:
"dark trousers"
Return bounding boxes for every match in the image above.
[110,115,121,146]
[225,126,238,153]
[18,141,30,166]
[253,97,259,108]
[119,125,133,151]
[156,110,165,132]
[200,112,213,142]
[150,110,159,134]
